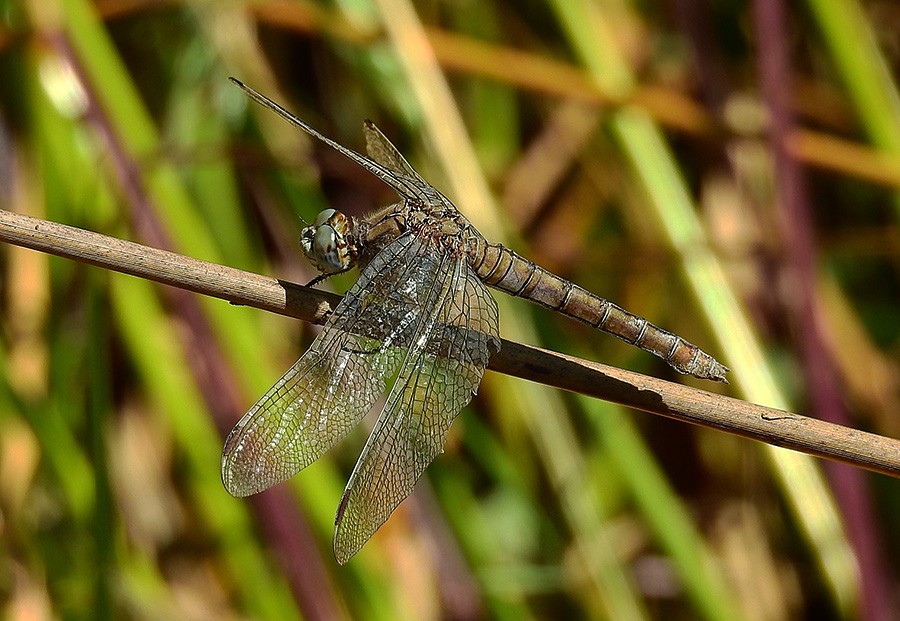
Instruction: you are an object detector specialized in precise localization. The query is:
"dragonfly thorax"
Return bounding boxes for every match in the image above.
[300,208,356,273]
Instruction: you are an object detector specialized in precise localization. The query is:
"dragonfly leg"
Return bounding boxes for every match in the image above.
[306,273,333,287]
[340,343,387,355]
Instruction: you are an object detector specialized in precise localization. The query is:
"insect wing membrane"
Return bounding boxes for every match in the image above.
[333,252,500,563]
[231,79,428,204]
[363,121,424,182]
[221,234,430,497]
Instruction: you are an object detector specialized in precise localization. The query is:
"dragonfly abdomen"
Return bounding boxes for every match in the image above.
[471,242,728,382]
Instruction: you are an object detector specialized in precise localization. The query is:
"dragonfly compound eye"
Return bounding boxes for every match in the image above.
[312,224,350,272]
[313,208,337,227]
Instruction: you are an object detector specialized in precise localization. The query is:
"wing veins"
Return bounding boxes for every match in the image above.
[221,234,439,496]
[231,79,433,204]
[333,256,500,562]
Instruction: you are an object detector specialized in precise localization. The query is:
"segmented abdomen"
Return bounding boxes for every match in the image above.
[470,242,728,382]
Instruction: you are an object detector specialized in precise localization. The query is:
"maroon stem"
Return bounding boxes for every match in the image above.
[751,1,895,619]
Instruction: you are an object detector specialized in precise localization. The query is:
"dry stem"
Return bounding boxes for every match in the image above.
[2,207,899,478]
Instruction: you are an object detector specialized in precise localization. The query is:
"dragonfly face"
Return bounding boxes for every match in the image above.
[300,208,356,273]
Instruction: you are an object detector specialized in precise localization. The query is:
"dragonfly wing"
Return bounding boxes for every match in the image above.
[230,79,434,205]
[222,233,435,497]
[332,255,500,563]
[363,120,426,182]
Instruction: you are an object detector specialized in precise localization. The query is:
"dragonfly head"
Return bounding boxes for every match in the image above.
[300,208,356,273]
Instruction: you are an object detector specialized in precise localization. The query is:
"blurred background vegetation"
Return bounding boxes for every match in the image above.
[1,0,899,618]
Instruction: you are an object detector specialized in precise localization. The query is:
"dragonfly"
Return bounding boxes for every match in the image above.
[222,78,728,564]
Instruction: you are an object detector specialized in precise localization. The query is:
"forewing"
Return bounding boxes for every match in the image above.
[231,79,433,205]
[332,256,501,563]
[222,233,434,497]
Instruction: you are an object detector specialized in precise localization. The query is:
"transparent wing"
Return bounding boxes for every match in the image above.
[222,233,442,497]
[332,256,500,563]
[230,79,434,205]
[363,120,425,182]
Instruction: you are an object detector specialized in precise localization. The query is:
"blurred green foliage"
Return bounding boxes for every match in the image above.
[1,0,899,619]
